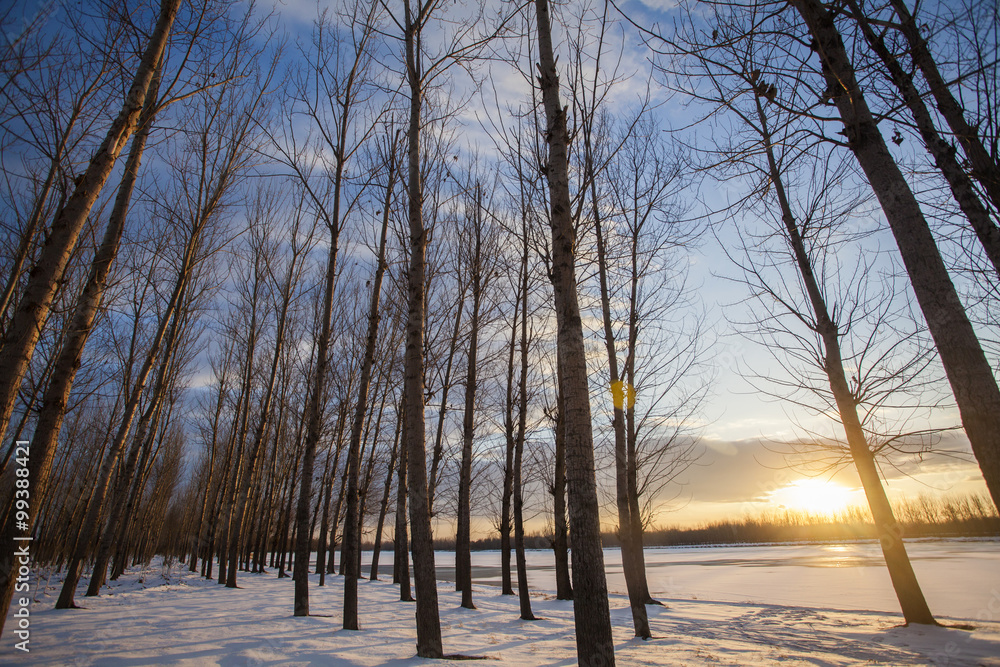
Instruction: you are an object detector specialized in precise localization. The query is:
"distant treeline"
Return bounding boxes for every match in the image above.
[363,494,999,551]
[628,494,999,547]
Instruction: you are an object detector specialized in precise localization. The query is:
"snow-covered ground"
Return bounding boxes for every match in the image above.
[3,540,1000,665]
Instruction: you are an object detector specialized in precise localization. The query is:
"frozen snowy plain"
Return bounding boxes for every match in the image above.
[3,539,1000,665]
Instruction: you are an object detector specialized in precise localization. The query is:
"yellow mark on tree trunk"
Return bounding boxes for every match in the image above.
[610,380,635,410]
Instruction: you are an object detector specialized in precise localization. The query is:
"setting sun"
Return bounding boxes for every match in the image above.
[770,479,854,516]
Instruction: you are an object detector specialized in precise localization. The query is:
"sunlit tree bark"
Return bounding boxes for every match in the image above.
[532,0,615,659]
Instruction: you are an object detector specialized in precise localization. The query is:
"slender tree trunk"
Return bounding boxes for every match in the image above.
[552,361,573,601]
[754,94,935,625]
[370,410,400,581]
[512,421,534,621]
[292,197,345,613]
[456,187,484,610]
[512,215,536,622]
[532,0,615,662]
[624,227,653,607]
[291,5,369,607]
[394,402,414,601]
[591,153,649,637]
[792,0,1000,514]
[343,163,395,630]
[500,272,518,597]
[403,1,442,655]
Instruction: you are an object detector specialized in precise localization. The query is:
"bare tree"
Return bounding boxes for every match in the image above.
[342,127,400,630]
[0,51,163,628]
[512,207,536,622]
[740,96,939,624]
[222,181,314,589]
[531,0,615,661]
[789,0,1000,513]
[273,0,381,618]
[0,0,181,446]
[383,0,511,655]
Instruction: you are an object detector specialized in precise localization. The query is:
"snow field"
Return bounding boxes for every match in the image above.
[3,542,1000,665]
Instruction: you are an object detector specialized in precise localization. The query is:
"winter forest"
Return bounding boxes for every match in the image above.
[1,0,999,664]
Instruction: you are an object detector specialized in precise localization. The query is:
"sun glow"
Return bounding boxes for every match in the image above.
[769,479,854,516]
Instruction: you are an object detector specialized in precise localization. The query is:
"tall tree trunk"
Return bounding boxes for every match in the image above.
[532,0,615,662]
[456,186,484,610]
[512,248,537,622]
[0,0,181,445]
[792,0,1000,513]
[293,249,336,614]
[756,93,935,625]
[394,402,414,601]
[403,1,442,655]
[512,416,534,622]
[512,214,536,622]
[0,59,162,627]
[591,144,649,637]
[624,219,654,607]
[343,159,395,631]
[291,0,371,609]
[500,270,518,597]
